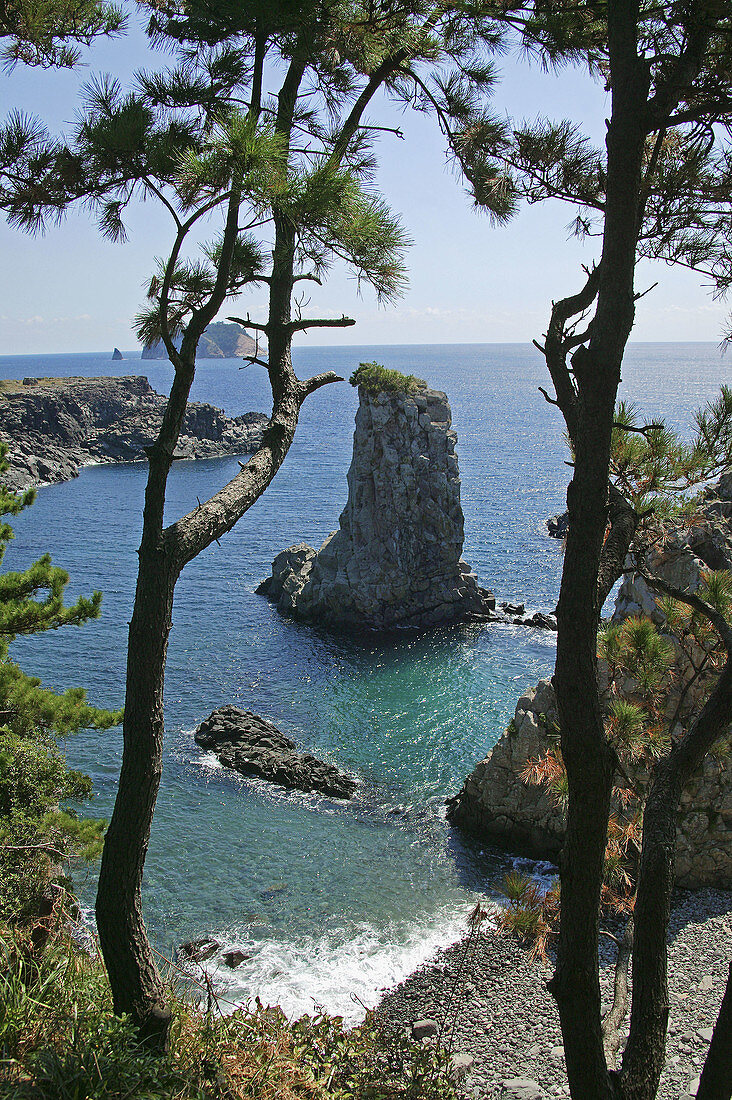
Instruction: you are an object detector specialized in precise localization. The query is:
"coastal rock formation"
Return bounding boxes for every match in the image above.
[448,675,732,888]
[0,375,268,490]
[142,320,257,360]
[194,705,357,799]
[614,515,732,624]
[111,348,123,361]
[546,512,568,539]
[259,381,495,630]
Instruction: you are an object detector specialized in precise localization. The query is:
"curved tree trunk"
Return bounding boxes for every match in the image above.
[549,4,650,1095]
[95,541,178,1044]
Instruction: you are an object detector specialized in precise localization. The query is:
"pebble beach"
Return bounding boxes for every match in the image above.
[377,888,731,1099]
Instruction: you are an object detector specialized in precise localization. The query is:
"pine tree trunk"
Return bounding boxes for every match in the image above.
[549,4,649,1095]
[95,538,177,1046]
[697,961,732,1100]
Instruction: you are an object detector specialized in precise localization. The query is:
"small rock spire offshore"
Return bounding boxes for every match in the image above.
[259,369,494,630]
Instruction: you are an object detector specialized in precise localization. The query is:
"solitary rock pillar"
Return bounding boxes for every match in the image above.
[259,372,494,630]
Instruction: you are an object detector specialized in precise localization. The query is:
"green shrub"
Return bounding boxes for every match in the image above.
[349,362,427,395]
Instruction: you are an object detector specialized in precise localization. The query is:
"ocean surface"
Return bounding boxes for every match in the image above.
[0,342,728,1021]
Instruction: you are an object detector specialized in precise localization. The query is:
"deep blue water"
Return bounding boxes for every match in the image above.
[1,342,728,1018]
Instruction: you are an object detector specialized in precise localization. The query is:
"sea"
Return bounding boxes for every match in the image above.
[0,342,728,1022]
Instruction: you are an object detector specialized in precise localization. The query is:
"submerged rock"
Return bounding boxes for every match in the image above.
[194,705,357,800]
[259,380,495,630]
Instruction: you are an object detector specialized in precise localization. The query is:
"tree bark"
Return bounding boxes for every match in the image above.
[95,540,178,1045]
[549,4,649,1097]
[697,960,732,1100]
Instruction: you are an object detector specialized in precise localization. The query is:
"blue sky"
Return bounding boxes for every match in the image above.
[1,8,729,354]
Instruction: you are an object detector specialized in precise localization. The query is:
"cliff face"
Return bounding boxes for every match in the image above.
[447,675,731,889]
[260,383,494,630]
[141,321,257,360]
[0,375,268,490]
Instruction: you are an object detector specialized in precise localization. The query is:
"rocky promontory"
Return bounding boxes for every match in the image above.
[194,705,357,799]
[0,375,268,490]
[259,370,496,631]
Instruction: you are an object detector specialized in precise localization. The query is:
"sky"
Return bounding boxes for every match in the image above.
[1,7,730,355]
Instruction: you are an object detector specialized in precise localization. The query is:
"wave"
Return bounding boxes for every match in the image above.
[181,902,494,1026]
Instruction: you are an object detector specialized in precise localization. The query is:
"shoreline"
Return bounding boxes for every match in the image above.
[375,886,731,1099]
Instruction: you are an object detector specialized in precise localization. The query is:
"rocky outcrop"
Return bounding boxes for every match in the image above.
[546,512,568,539]
[259,382,495,631]
[142,321,257,360]
[614,471,732,622]
[194,705,357,799]
[0,375,268,491]
[448,675,732,889]
[111,348,123,361]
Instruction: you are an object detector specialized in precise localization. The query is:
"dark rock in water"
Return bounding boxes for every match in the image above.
[180,937,220,962]
[546,512,569,539]
[0,375,268,490]
[222,950,249,968]
[500,602,525,615]
[194,704,357,800]
[111,347,123,361]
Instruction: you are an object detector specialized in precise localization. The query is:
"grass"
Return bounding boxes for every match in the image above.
[349,363,427,396]
[0,913,462,1100]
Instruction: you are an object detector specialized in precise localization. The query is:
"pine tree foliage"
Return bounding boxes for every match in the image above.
[0,0,125,69]
[0,445,121,924]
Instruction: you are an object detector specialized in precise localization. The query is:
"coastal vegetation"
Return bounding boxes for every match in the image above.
[433,6,732,1096]
[0,918,461,1100]
[0,444,120,924]
[349,363,426,396]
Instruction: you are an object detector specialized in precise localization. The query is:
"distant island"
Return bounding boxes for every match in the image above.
[141,320,258,360]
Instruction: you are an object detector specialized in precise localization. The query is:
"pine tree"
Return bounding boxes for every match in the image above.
[0,445,121,925]
[3,0,504,1045]
[0,0,125,68]
[427,5,732,1096]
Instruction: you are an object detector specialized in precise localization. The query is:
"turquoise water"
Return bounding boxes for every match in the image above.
[1,342,728,1018]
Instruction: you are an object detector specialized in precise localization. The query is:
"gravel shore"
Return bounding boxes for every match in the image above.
[377,888,731,1099]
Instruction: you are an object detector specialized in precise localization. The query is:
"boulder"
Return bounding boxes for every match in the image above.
[546,512,569,539]
[180,937,220,962]
[194,705,357,800]
[500,1079,545,1100]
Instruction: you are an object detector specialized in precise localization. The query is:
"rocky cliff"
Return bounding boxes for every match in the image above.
[447,675,731,888]
[259,380,495,630]
[448,477,732,889]
[0,375,268,490]
[141,321,257,360]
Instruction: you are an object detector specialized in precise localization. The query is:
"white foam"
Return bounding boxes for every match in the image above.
[185,902,493,1026]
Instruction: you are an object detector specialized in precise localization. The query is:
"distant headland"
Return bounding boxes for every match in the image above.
[140,320,257,360]
[0,375,268,490]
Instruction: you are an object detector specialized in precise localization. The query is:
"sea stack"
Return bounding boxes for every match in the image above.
[259,365,495,630]
[111,347,123,360]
